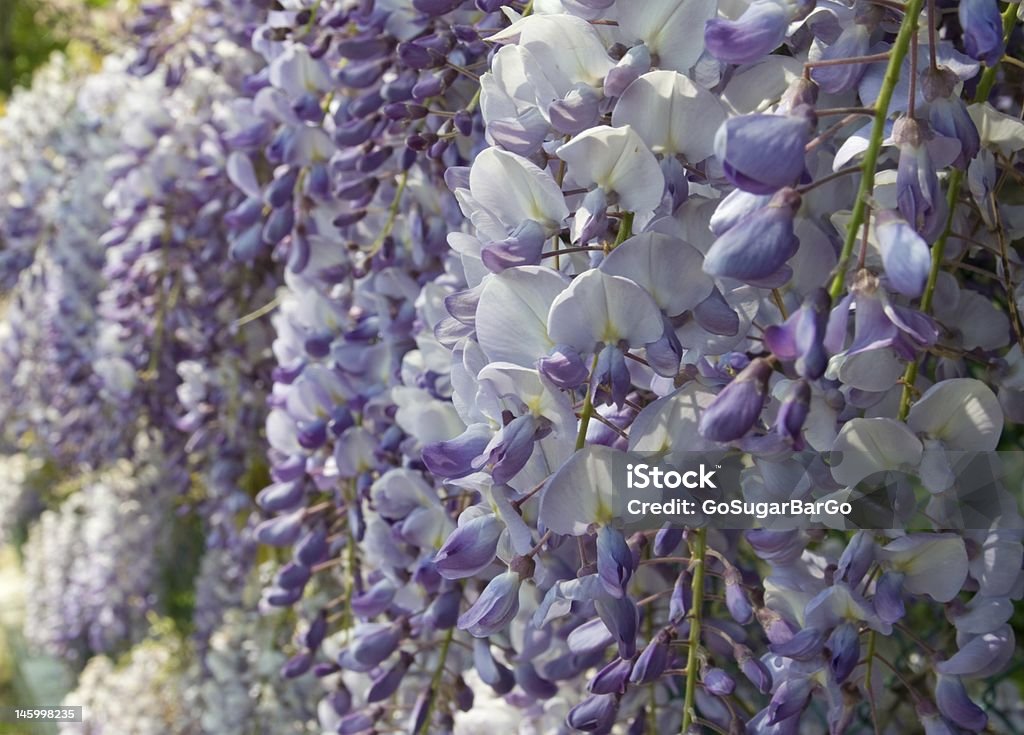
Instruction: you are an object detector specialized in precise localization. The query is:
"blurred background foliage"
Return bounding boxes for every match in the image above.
[0,0,115,104]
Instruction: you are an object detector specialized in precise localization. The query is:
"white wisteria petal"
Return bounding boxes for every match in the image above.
[480,46,554,150]
[268,44,333,93]
[615,0,719,73]
[266,408,301,455]
[936,625,1015,677]
[476,363,577,438]
[831,418,924,487]
[676,284,761,358]
[538,445,622,536]
[829,348,904,393]
[951,289,1010,351]
[968,102,1024,157]
[556,125,665,212]
[951,596,1014,634]
[226,152,261,199]
[488,13,613,92]
[392,387,466,444]
[476,267,570,366]
[628,383,720,454]
[803,583,890,633]
[599,232,713,315]
[877,534,969,602]
[720,55,803,115]
[467,148,569,234]
[547,269,665,352]
[611,71,726,161]
[907,379,1003,451]
[967,530,1024,598]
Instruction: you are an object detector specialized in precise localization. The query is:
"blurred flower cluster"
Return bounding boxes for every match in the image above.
[1,0,1023,734]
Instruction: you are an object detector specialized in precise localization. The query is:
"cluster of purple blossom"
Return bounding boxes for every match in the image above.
[1,1,319,732]
[1,0,1023,733]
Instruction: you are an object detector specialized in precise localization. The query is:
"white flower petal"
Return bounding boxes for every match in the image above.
[611,70,725,161]
[831,418,923,487]
[538,445,621,536]
[907,379,1003,451]
[878,534,968,602]
[547,269,665,351]
[468,148,569,233]
[615,0,719,73]
[599,232,713,314]
[476,267,569,366]
[556,125,664,212]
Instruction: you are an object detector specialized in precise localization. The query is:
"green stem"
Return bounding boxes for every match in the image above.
[897,0,1021,419]
[366,171,409,256]
[864,630,882,735]
[680,528,707,733]
[828,0,925,302]
[415,626,454,734]
[575,354,601,450]
[611,211,634,249]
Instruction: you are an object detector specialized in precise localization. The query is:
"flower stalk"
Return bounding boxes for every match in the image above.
[680,528,707,733]
[828,0,926,301]
[898,0,1022,419]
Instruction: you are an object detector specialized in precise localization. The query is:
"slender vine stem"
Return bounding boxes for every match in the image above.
[897,0,1022,419]
[864,630,882,735]
[611,211,634,249]
[415,626,454,734]
[572,211,634,449]
[680,528,707,733]
[575,354,601,450]
[366,171,409,256]
[828,0,925,302]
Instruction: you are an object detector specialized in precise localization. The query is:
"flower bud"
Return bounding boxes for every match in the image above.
[630,630,671,684]
[481,220,547,272]
[703,188,801,282]
[589,657,633,694]
[826,622,860,683]
[702,667,735,696]
[366,651,414,702]
[350,577,397,619]
[935,674,988,731]
[698,357,773,443]
[566,693,620,732]
[874,571,906,624]
[654,525,683,557]
[774,379,812,449]
[767,677,813,724]
[705,0,791,65]
[736,647,773,694]
[474,638,515,694]
[538,344,590,389]
[959,0,1005,66]
[894,118,944,239]
[715,114,813,194]
[811,23,871,93]
[434,513,503,580]
[669,569,692,625]
[769,626,825,661]
[597,525,635,598]
[515,662,559,699]
[724,569,754,624]
[457,571,522,637]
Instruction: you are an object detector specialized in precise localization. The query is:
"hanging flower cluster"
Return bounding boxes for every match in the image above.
[1,0,1023,734]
